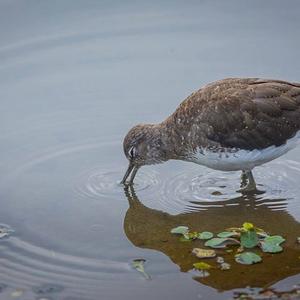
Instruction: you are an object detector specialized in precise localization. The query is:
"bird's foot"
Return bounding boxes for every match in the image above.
[238,170,259,194]
[237,182,258,194]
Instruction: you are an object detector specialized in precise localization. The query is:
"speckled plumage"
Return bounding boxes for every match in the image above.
[121,78,300,189]
[162,78,300,156]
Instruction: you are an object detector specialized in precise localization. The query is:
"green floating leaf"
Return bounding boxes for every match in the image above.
[240,230,259,248]
[260,235,285,253]
[260,242,282,253]
[235,252,262,265]
[217,231,238,238]
[204,237,240,249]
[132,259,151,280]
[264,235,285,245]
[170,226,189,235]
[198,231,214,240]
[193,262,212,270]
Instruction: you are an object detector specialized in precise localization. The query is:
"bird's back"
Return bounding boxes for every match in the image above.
[164,78,300,152]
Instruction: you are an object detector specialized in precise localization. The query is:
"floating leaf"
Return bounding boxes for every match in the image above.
[240,230,259,248]
[193,262,212,270]
[264,235,285,245]
[205,237,240,248]
[235,252,262,265]
[226,223,264,234]
[132,259,151,280]
[217,231,238,238]
[216,256,224,264]
[198,231,213,240]
[170,226,189,235]
[257,231,269,238]
[192,248,216,258]
[260,242,282,253]
[184,232,198,240]
[236,246,244,253]
[220,262,231,270]
[260,235,285,253]
[0,225,14,239]
[179,232,198,241]
[242,222,254,231]
[195,270,210,277]
[254,227,268,234]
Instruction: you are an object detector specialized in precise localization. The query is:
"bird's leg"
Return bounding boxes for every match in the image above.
[238,170,257,193]
[240,170,248,188]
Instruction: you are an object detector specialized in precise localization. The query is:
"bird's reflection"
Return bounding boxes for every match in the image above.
[123,186,300,291]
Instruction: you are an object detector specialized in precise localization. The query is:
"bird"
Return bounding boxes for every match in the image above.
[121,78,300,192]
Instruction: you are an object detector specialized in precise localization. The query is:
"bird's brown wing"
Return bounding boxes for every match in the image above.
[200,78,300,150]
[171,78,300,151]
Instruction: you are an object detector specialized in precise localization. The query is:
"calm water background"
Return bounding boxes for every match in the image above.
[1,1,300,299]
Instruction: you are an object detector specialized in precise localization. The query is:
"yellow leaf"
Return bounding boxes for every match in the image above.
[192,248,216,258]
[193,262,212,270]
[243,222,254,231]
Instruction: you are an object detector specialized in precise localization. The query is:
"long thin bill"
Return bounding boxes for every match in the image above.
[121,163,135,184]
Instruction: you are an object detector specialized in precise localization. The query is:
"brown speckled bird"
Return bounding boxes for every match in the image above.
[121,78,300,192]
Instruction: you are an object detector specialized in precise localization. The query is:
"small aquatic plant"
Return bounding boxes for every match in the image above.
[170,222,286,272]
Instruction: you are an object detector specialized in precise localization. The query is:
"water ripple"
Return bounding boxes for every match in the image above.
[135,159,300,214]
[74,168,159,199]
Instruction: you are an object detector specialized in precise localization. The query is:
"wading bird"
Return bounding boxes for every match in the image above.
[121,78,300,192]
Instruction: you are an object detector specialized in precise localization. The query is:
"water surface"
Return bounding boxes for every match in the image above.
[1,1,300,299]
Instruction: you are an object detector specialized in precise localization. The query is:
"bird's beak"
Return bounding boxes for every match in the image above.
[121,163,139,185]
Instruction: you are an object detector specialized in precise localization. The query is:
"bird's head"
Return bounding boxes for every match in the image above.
[121,124,166,185]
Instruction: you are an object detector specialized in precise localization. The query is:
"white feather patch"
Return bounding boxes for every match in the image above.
[189,131,300,171]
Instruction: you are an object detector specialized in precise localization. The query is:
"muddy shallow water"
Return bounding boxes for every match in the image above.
[1,1,300,299]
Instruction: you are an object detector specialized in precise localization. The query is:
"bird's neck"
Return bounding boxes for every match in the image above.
[158,122,189,160]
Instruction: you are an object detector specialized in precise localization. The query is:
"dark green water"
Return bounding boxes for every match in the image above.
[1,1,300,299]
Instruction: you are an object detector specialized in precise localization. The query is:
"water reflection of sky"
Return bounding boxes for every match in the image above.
[1,1,300,299]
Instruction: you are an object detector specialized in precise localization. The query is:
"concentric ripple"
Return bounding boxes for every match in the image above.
[1,4,300,299]
[135,159,300,214]
[74,168,159,200]
[72,158,300,214]
[0,235,139,300]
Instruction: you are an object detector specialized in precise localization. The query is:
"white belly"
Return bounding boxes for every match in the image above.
[188,131,300,171]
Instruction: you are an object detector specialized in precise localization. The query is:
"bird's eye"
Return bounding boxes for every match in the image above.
[128,146,136,159]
